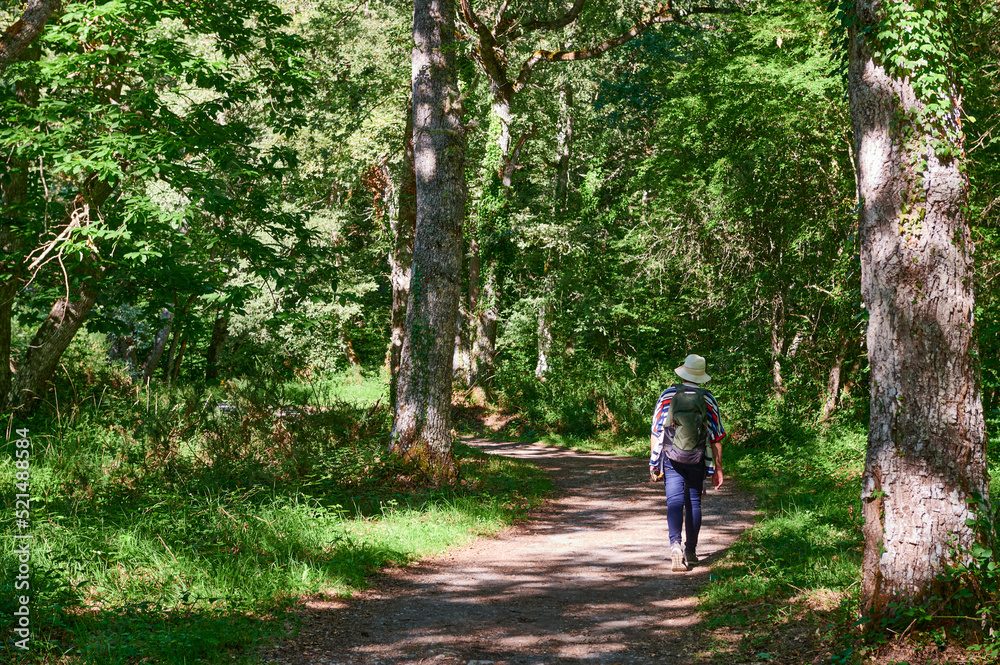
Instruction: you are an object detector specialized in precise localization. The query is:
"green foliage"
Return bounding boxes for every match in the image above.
[828,0,966,173]
[494,1,865,436]
[495,347,665,439]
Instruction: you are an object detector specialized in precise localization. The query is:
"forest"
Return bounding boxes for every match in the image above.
[1,0,999,663]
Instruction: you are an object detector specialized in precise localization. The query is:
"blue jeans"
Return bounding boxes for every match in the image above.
[663,458,706,554]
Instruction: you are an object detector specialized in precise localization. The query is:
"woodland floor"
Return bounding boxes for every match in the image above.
[261,438,759,665]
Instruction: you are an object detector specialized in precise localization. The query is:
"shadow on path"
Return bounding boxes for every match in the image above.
[263,438,757,665]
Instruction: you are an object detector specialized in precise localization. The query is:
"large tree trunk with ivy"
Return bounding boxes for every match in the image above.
[390,0,465,483]
[847,0,988,623]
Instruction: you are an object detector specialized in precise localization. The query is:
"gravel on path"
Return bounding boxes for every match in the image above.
[262,438,757,665]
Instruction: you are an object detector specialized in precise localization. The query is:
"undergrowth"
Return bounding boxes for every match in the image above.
[0,338,551,663]
[699,416,866,664]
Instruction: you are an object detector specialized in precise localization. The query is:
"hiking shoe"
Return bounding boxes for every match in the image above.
[685,551,699,567]
[671,544,686,571]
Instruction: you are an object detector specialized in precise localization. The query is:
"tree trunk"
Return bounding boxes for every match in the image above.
[390,100,417,416]
[554,84,574,210]
[205,311,229,381]
[819,337,849,422]
[492,95,513,170]
[0,165,25,401]
[10,282,99,410]
[170,333,188,380]
[471,269,498,392]
[163,327,181,381]
[9,175,112,412]
[770,318,785,396]
[452,301,472,386]
[142,308,173,384]
[390,0,466,483]
[341,321,361,367]
[160,294,195,381]
[534,299,553,380]
[840,356,864,405]
[849,2,987,623]
[0,0,60,72]
[535,265,554,380]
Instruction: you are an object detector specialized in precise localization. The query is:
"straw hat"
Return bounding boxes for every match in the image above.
[675,354,711,384]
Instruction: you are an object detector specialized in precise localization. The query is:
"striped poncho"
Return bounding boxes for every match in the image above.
[649,382,726,469]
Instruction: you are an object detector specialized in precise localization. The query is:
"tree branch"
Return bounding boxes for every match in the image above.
[459,0,514,95]
[459,0,497,49]
[502,124,537,187]
[492,0,512,34]
[514,4,735,92]
[0,0,60,73]
[521,0,590,33]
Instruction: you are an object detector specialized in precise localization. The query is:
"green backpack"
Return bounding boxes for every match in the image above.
[665,383,709,463]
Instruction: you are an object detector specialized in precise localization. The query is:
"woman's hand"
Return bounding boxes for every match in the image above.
[713,466,724,490]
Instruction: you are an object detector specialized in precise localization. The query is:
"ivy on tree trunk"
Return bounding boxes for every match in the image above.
[844,0,988,623]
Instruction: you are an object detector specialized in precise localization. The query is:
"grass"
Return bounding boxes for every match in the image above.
[695,420,866,663]
[276,366,388,408]
[0,358,551,664]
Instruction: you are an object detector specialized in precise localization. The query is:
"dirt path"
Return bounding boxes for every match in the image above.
[262,438,757,665]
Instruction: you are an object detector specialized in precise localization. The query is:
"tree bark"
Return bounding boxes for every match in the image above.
[10,282,99,410]
[9,175,112,411]
[0,152,27,403]
[554,84,574,209]
[390,0,466,483]
[819,336,849,422]
[141,308,173,384]
[390,100,417,416]
[170,332,188,380]
[205,311,229,381]
[163,327,181,381]
[534,298,553,380]
[535,263,554,380]
[0,0,60,73]
[452,300,472,385]
[471,269,498,392]
[341,320,361,367]
[849,1,987,622]
[770,302,785,397]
